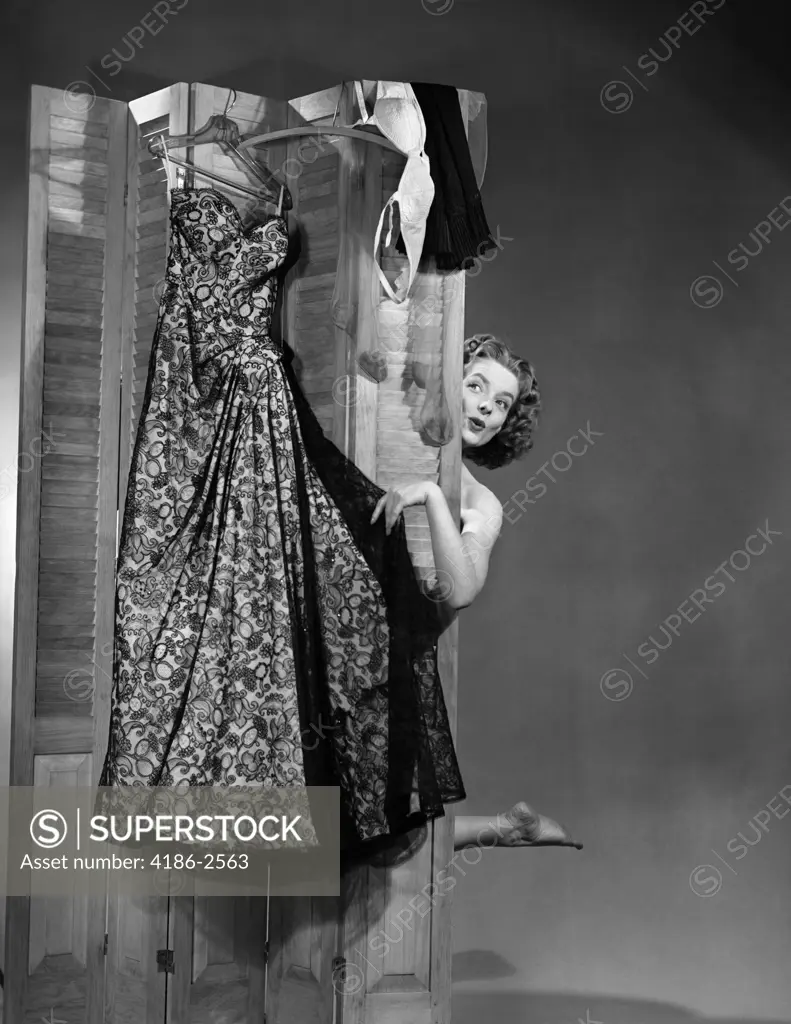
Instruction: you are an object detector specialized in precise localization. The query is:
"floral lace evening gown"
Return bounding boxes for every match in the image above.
[98,186,464,857]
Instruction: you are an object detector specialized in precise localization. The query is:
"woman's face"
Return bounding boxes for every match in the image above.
[461,356,520,449]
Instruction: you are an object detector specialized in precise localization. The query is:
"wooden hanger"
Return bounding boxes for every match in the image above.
[238,124,400,155]
[239,79,400,156]
[148,90,293,212]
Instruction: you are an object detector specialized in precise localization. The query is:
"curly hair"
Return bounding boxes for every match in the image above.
[462,333,541,471]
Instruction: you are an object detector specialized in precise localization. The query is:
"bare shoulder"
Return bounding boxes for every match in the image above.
[462,463,501,512]
[461,464,503,537]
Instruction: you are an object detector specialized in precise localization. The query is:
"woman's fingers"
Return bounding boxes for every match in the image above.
[370,494,387,525]
[371,488,411,533]
[386,498,404,535]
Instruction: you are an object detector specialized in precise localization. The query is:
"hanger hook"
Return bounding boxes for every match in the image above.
[222,88,237,118]
[332,83,344,127]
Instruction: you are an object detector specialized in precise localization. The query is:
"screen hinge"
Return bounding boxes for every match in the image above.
[156,948,175,974]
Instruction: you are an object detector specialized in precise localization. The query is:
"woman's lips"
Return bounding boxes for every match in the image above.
[467,416,485,433]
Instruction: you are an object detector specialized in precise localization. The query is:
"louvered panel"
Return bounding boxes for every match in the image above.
[283,117,342,440]
[94,84,192,1024]
[10,83,131,1024]
[245,79,480,1024]
[375,268,444,582]
[266,895,337,1024]
[126,113,169,457]
[214,82,475,1024]
[149,85,290,1024]
[32,101,117,721]
[117,86,189,540]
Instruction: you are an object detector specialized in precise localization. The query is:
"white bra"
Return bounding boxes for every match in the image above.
[353,81,434,304]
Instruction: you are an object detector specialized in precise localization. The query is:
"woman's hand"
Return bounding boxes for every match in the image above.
[370,481,438,535]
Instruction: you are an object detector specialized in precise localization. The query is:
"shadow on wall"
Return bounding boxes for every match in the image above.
[450,982,791,1024]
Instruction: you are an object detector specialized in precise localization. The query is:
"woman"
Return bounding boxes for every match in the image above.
[372,333,580,851]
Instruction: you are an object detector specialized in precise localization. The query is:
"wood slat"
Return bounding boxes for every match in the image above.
[297,165,338,191]
[50,115,109,138]
[49,153,108,176]
[48,93,110,121]
[48,169,108,195]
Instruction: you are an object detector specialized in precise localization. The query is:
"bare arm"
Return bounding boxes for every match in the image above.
[369,478,503,612]
[424,483,503,610]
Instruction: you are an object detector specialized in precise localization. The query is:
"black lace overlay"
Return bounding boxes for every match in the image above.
[99,186,464,858]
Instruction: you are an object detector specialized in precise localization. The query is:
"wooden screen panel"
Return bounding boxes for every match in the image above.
[33,91,123,726]
[257,82,358,1024]
[118,84,189,506]
[333,86,473,1024]
[278,80,472,1024]
[284,86,346,445]
[266,895,338,1024]
[96,84,189,1024]
[135,83,283,1024]
[8,83,128,1024]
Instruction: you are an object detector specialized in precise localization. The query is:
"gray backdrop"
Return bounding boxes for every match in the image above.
[0,1,789,1020]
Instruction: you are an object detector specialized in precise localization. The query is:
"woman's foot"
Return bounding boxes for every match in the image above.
[454,802,582,851]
